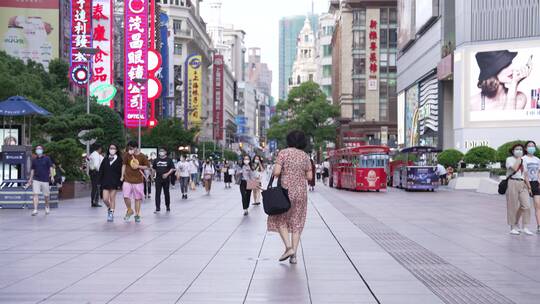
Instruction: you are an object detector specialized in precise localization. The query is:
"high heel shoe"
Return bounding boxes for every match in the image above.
[289,254,297,264]
[279,247,295,262]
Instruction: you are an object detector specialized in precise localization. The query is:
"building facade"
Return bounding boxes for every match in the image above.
[246,48,272,97]
[288,17,319,92]
[331,0,398,148]
[317,13,335,102]
[279,15,319,100]
[397,0,540,152]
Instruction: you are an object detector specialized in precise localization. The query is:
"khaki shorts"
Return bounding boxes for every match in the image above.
[32,180,50,196]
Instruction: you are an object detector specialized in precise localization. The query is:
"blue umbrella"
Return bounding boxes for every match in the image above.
[0,96,51,116]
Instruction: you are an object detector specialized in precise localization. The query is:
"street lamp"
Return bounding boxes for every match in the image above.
[133,78,148,150]
[78,47,99,163]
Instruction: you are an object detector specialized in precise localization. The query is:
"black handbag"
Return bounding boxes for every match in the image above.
[262,175,291,215]
[498,160,522,195]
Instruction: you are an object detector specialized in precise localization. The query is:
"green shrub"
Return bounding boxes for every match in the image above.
[464,146,497,168]
[438,149,463,168]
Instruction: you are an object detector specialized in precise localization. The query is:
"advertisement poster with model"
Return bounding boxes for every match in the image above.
[469,47,540,121]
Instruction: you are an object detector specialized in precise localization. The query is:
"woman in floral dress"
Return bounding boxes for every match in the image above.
[267,130,313,264]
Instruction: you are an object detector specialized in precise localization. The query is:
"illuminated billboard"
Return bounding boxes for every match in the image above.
[0,0,59,70]
[467,45,540,122]
[185,54,202,127]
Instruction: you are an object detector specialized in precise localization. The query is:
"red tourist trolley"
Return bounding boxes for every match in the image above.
[328,146,390,192]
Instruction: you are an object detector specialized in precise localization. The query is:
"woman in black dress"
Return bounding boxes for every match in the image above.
[223,160,233,188]
[99,144,123,222]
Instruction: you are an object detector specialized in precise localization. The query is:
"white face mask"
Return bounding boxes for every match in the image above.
[36,149,43,155]
[514,149,523,157]
[109,149,117,155]
[244,160,250,165]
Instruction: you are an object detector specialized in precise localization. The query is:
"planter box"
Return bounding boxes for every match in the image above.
[60,181,90,200]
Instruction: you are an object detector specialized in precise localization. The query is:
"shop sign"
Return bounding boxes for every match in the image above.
[70,0,92,86]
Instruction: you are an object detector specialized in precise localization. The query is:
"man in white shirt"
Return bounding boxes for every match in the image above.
[176,156,192,199]
[88,144,104,207]
[436,163,447,185]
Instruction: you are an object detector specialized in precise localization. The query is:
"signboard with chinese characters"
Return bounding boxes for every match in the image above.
[124,0,148,128]
[185,54,202,126]
[368,19,378,91]
[90,0,114,107]
[70,0,92,86]
[213,54,224,140]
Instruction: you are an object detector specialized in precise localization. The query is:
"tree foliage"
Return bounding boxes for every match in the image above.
[267,82,339,151]
[464,146,497,168]
[438,149,464,168]
[141,118,196,154]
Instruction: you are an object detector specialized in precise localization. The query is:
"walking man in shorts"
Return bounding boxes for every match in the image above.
[121,141,149,223]
[27,145,54,216]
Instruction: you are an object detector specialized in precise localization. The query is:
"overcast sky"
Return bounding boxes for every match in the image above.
[200,0,329,99]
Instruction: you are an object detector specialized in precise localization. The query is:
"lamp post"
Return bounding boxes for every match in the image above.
[78,46,99,162]
[133,78,148,149]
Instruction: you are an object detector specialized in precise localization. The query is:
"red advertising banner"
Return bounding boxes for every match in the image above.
[124,0,149,128]
[70,0,92,86]
[213,54,224,141]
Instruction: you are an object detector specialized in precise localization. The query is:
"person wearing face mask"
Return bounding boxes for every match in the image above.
[505,144,532,235]
[98,144,123,222]
[176,155,192,199]
[251,155,264,205]
[523,141,540,233]
[202,158,215,195]
[27,145,54,216]
[239,155,255,215]
[88,144,104,207]
[121,141,150,223]
[152,148,175,213]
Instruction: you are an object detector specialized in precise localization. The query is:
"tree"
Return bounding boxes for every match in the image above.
[464,146,497,168]
[44,139,85,181]
[438,149,464,168]
[267,82,339,151]
[141,118,196,154]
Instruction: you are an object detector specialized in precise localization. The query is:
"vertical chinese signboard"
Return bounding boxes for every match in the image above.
[124,0,148,128]
[90,0,114,107]
[185,54,202,127]
[213,54,224,141]
[70,0,92,86]
[368,19,378,91]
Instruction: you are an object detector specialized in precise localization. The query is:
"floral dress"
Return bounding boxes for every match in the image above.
[267,148,311,233]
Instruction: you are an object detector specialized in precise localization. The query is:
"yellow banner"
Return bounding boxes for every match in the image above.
[186,55,202,125]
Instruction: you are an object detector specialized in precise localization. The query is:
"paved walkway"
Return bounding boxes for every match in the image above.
[0,182,539,303]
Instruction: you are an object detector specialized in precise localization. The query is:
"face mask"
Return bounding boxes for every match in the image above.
[527,147,536,155]
[109,149,117,155]
[36,149,43,155]
[159,151,166,157]
[255,159,260,163]
[244,160,250,165]
[514,149,523,157]
[128,149,135,155]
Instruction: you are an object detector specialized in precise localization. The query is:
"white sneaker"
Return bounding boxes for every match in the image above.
[522,228,534,235]
[537,226,540,234]
[510,229,520,235]
[31,209,38,216]
[45,207,50,215]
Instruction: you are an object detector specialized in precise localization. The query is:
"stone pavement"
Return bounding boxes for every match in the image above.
[0,181,539,304]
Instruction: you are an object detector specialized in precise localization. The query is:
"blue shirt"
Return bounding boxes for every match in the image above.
[31,156,53,183]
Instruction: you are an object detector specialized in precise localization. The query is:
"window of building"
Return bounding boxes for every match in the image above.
[353,57,366,75]
[380,8,388,24]
[163,0,167,4]
[309,74,314,81]
[323,45,332,57]
[297,75,301,84]
[353,79,366,100]
[323,65,332,77]
[380,29,387,49]
[175,0,179,5]
[389,8,398,24]
[352,30,365,49]
[174,43,182,55]
[305,35,309,42]
[353,103,366,121]
[173,19,182,34]
[352,9,366,26]
[389,28,397,48]
[323,85,332,98]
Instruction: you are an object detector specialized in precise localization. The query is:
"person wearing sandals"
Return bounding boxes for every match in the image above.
[267,131,313,264]
[239,155,254,216]
[251,155,264,205]
[223,160,233,189]
[523,141,540,233]
[505,143,532,235]
[99,144,123,222]
[121,141,150,223]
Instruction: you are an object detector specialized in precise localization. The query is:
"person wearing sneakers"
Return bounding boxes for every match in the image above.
[153,148,175,213]
[121,141,149,223]
[505,144,532,235]
[27,145,54,216]
[99,144,123,222]
[523,141,540,233]
[176,155,191,199]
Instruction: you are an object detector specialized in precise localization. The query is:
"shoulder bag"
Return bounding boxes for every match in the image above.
[498,160,522,195]
[262,175,291,215]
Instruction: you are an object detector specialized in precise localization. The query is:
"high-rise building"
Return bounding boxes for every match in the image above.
[246,48,272,96]
[223,26,246,82]
[330,0,398,148]
[279,14,318,101]
[316,13,335,103]
[288,17,318,92]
